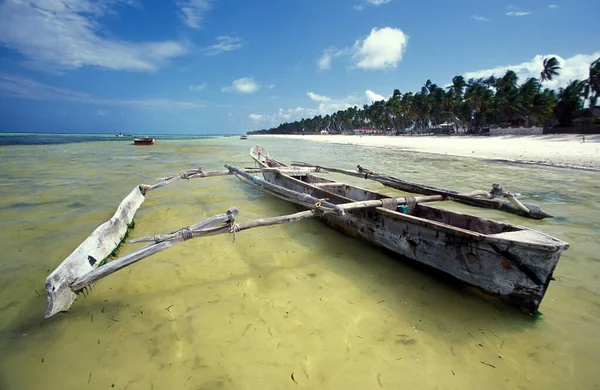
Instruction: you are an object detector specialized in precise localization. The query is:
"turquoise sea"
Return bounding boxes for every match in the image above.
[0,133,599,389]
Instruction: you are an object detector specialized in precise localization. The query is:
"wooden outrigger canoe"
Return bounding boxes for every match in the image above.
[248,145,569,314]
[43,146,569,319]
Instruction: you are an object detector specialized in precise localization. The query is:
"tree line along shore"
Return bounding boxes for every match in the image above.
[249,57,600,136]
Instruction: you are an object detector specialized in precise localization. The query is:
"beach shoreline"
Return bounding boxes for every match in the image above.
[254,134,600,171]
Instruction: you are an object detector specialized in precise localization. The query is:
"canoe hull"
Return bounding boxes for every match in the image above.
[253,151,567,314]
[133,138,155,145]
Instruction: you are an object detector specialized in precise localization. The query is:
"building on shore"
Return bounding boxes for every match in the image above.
[353,126,382,135]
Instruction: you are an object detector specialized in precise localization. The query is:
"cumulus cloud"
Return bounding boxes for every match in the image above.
[506,11,531,16]
[0,0,188,73]
[222,77,260,93]
[471,15,490,22]
[0,73,205,109]
[203,35,243,56]
[189,83,207,91]
[176,0,212,28]
[464,51,600,90]
[250,90,387,127]
[318,27,408,71]
[352,27,409,70]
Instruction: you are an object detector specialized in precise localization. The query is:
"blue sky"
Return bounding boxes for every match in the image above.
[0,0,598,134]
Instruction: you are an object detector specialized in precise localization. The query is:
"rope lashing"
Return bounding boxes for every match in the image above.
[315,198,329,209]
[179,167,204,180]
[381,197,398,210]
[405,196,417,214]
[230,223,240,242]
[181,228,193,241]
[139,184,152,195]
[357,165,376,180]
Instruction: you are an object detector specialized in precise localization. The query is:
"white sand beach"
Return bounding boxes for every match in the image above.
[258,134,600,170]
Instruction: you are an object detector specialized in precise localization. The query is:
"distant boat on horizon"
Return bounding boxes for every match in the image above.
[133,137,155,145]
[240,135,248,140]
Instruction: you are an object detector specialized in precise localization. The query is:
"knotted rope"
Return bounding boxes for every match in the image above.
[381,197,398,210]
[181,228,193,241]
[230,223,240,243]
[405,196,417,214]
[315,198,329,209]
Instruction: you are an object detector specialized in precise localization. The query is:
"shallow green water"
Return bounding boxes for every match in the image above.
[0,136,599,390]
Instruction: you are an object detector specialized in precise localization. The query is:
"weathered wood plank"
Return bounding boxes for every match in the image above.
[44,186,145,318]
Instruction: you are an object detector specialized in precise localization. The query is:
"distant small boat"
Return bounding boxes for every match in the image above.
[116,133,125,138]
[133,137,155,145]
[240,135,248,140]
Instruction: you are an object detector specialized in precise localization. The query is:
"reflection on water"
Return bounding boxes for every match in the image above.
[0,136,599,389]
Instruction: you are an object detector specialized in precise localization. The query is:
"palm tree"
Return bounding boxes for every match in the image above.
[519,78,541,126]
[555,80,584,126]
[582,56,600,108]
[540,57,561,83]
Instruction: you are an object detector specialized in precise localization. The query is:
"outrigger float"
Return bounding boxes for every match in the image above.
[44,145,569,318]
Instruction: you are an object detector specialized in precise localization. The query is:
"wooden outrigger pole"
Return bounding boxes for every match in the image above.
[291,162,553,219]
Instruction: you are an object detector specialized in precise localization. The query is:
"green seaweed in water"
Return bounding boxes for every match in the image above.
[98,219,136,267]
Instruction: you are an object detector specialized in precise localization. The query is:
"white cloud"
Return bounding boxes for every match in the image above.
[549,4,559,8]
[353,0,390,9]
[317,47,347,71]
[203,35,243,56]
[0,73,205,109]
[464,51,600,90]
[352,27,409,70]
[318,27,408,71]
[506,11,531,16]
[267,84,276,89]
[176,0,212,29]
[365,90,386,102]
[471,15,490,22]
[0,0,188,73]
[367,0,391,5]
[189,83,207,91]
[250,90,386,127]
[248,113,263,120]
[222,77,260,93]
[97,110,109,116]
[307,92,332,102]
